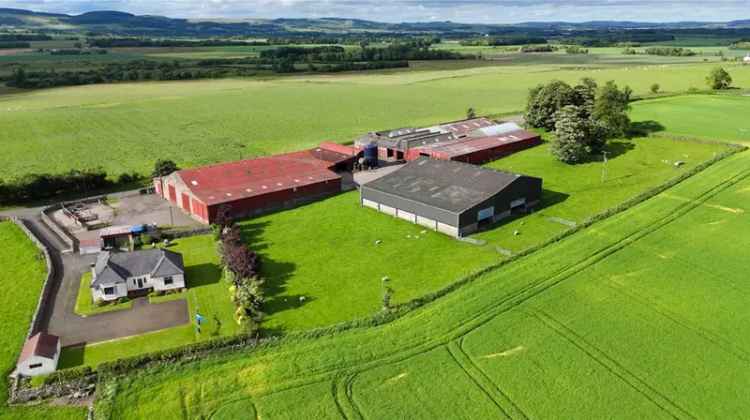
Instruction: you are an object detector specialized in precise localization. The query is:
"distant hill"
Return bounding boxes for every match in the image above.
[0,7,749,37]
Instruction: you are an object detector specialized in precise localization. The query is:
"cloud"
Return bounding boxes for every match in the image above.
[2,0,749,23]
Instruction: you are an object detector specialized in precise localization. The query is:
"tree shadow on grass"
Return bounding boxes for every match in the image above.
[627,120,665,138]
[236,220,308,331]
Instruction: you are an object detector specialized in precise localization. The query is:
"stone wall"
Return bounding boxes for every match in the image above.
[40,204,77,253]
[10,374,97,405]
[8,218,56,339]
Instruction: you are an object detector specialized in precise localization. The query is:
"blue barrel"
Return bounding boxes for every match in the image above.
[363,143,379,167]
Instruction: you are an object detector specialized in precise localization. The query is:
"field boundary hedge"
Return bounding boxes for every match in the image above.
[83,139,746,404]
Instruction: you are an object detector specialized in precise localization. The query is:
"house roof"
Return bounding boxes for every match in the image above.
[362,157,533,214]
[172,148,348,206]
[18,332,59,363]
[93,249,184,287]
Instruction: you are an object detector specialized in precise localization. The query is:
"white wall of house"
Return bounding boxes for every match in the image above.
[153,274,185,292]
[92,273,185,302]
[92,281,128,302]
[16,344,60,377]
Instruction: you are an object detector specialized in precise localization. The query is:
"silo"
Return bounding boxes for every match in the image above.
[363,143,379,168]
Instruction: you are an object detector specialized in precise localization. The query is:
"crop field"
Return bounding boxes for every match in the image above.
[0,62,748,181]
[631,94,750,144]
[59,234,241,369]
[231,135,725,332]
[98,144,750,419]
[0,222,86,420]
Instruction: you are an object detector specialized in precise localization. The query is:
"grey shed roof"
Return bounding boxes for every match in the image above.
[469,122,524,138]
[93,249,184,287]
[362,157,526,214]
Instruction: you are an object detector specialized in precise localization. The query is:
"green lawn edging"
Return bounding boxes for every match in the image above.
[74,272,133,317]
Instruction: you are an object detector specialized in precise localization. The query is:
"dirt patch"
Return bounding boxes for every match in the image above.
[481,345,525,359]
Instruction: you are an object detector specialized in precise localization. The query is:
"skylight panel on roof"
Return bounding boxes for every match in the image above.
[191,180,198,186]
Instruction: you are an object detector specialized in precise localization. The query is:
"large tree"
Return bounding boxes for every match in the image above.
[551,105,594,164]
[592,81,632,144]
[524,80,577,131]
[706,67,732,90]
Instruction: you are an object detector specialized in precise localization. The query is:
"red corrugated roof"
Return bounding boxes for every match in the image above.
[416,130,540,158]
[176,149,347,206]
[18,332,59,363]
[318,141,360,156]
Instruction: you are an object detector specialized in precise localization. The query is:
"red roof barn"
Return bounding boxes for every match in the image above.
[408,129,542,164]
[155,144,357,224]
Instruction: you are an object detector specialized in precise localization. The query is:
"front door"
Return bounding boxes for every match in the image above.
[137,278,144,289]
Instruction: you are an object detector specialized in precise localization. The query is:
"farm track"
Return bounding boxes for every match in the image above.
[447,340,527,419]
[127,152,750,419]
[530,310,695,420]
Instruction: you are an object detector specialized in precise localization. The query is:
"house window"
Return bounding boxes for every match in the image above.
[164,276,174,286]
[104,287,115,295]
[29,363,43,369]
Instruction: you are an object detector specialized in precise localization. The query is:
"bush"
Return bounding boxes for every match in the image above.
[706,67,732,90]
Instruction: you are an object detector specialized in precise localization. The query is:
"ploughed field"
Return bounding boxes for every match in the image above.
[0,62,748,180]
[98,144,750,420]
[0,222,86,420]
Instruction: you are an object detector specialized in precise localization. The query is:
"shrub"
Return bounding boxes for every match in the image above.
[706,67,732,90]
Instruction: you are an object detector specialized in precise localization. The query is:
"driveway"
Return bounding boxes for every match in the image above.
[23,215,190,347]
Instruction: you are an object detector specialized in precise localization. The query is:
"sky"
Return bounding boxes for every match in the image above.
[3,0,750,23]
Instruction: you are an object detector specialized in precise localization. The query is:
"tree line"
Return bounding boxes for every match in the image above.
[215,211,265,333]
[0,168,143,205]
[87,38,268,48]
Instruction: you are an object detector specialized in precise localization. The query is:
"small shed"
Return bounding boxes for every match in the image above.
[15,332,60,377]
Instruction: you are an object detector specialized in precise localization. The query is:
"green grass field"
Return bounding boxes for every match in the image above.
[97,141,750,420]
[0,62,748,181]
[631,94,750,144]
[0,222,86,420]
[236,136,725,333]
[60,235,241,369]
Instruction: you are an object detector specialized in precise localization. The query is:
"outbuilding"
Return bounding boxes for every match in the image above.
[360,158,542,237]
[154,144,357,224]
[15,332,61,377]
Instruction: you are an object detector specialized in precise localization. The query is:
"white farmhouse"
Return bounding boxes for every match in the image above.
[92,249,186,302]
[15,332,60,377]
[744,54,750,64]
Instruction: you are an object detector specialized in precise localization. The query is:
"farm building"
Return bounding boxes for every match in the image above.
[354,118,540,164]
[14,332,60,377]
[360,158,542,237]
[155,143,358,224]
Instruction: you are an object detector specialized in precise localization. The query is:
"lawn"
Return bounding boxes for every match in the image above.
[97,142,750,420]
[0,61,748,181]
[0,222,86,419]
[74,272,133,316]
[59,234,241,369]
[240,135,726,332]
[630,94,750,144]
